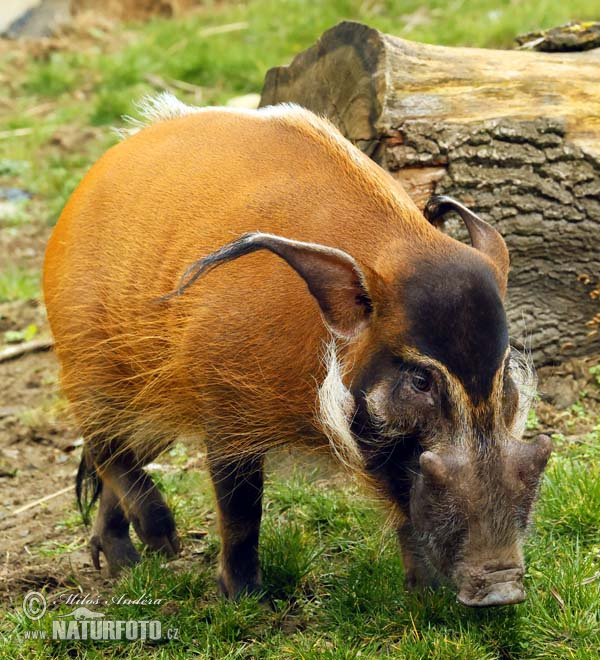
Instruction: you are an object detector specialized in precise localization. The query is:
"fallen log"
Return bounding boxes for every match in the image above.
[260,21,600,365]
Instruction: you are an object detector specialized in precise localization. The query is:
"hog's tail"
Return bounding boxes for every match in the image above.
[75,446,102,526]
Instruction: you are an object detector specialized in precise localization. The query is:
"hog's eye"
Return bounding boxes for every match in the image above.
[411,369,432,393]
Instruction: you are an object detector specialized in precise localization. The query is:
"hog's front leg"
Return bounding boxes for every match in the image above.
[208,452,264,598]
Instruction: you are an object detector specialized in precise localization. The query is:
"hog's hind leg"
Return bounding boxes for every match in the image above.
[90,483,141,576]
[83,443,180,573]
[208,452,264,598]
[97,452,180,558]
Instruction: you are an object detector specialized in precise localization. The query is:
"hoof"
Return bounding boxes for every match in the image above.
[130,503,181,558]
[140,530,181,558]
[90,533,141,577]
[217,571,262,599]
[404,569,439,591]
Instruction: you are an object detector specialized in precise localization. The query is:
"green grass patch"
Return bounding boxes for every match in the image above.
[24,52,83,97]
[0,266,40,302]
[36,538,88,559]
[537,457,600,546]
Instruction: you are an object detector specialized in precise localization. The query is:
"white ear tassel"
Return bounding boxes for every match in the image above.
[509,345,537,439]
[112,92,304,139]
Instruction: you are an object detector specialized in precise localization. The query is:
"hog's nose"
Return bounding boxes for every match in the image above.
[457,566,526,607]
[458,581,525,607]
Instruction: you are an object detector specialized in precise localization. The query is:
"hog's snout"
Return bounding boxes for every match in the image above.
[457,565,525,607]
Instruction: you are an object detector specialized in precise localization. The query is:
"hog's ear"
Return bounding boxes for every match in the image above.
[162,232,375,338]
[531,434,553,472]
[508,434,553,483]
[424,195,510,296]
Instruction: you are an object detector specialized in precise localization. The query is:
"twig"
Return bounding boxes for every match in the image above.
[25,102,57,117]
[0,338,54,363]
[198,22,248,37]
[550,586,565,610]
[144,73,204,96]
[581,571,600,585]
[0,127,33,140]
[7,485,75,518]
[167,78,204,94]
[165,21,249,56]
[185,529,208,539]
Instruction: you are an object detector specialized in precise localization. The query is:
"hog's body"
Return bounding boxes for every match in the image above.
[45,103,420,459]
[44,95,551,605]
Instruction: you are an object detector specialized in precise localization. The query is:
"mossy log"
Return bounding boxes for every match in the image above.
[260,21,600,365]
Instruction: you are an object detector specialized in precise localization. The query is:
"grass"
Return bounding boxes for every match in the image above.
[0,266,40,302]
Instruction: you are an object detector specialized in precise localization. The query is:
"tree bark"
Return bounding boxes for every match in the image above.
[260,21,600,365]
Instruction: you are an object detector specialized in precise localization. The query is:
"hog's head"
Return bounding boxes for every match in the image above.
[316,195,552,606]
